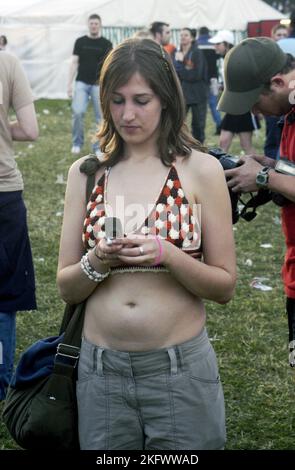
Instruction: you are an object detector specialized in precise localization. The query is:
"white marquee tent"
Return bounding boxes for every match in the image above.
[0,0,284,98]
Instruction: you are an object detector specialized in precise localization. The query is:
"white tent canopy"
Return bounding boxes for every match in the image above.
[0,0,284,98]
[0,0,285,30]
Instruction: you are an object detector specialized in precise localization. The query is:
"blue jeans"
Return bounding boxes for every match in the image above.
[72,81,101,151]
[0,311,16,400]
[187,100,208,144]
[208,92,222,127]
[264,115,282,160]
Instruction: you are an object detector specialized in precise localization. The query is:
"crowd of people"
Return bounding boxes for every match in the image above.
[266,0,294,15]
[1,10,295,451]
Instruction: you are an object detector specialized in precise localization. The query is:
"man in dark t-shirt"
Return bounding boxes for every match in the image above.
[68,14,112,155]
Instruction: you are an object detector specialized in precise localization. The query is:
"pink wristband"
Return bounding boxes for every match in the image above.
[154,236,163,266]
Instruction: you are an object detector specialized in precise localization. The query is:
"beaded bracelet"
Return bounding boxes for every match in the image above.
[80,252,110,283]
[154,236,163,266]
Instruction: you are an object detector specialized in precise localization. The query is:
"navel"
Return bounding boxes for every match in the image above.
[125,302,137,308]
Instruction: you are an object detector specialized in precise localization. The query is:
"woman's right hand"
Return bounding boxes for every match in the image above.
[94,238,125,268]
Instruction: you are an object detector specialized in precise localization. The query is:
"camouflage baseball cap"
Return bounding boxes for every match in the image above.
[218,37,288,115]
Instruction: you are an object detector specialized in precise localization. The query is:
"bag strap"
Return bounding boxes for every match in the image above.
[79,154,102,202]
[53,302,86,372]
[58,154,102,336]
[54,156,104,372]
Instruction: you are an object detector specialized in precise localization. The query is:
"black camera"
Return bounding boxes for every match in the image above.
[209,148,280,223]
[209,148,292,224]
[209,148,241,224]
[209,147,241,171]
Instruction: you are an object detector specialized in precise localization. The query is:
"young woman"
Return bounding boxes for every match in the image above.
[57,38,236,450]
[209,30,260,154]
[173,28,208,144]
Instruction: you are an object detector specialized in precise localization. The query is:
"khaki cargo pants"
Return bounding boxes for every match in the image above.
[77,328,226,450]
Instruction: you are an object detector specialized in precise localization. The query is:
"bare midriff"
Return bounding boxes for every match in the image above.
[83,271,206,351]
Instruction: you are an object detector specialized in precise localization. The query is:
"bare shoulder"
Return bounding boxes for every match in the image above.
[183,150,230,210]
[68,155,93,177]
[65,156,105,206]
[67,155,104,182]
[68,155,86,177]
[187,149,224,183]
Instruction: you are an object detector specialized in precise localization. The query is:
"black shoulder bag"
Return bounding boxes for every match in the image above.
[2,155,101,449]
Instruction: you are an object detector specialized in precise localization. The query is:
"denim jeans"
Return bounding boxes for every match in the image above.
[72,80,101,151]
[208,92,222,127]
[187,100,208,144]
[0,311,16,400]
[264,115,282,160]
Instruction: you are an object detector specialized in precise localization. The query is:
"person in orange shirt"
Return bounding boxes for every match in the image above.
[164,43,176,56]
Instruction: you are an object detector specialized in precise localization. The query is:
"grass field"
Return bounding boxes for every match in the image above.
[0,99,294,450]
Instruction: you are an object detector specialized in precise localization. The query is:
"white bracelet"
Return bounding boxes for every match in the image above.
[80,253,110,283]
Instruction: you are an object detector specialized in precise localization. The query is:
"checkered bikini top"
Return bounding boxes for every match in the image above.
[82,164,202,274]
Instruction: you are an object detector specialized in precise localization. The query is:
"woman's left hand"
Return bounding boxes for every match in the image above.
[111,236,164,266]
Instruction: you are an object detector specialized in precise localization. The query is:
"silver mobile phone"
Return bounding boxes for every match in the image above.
[104,217,124,245]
